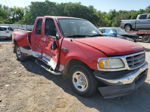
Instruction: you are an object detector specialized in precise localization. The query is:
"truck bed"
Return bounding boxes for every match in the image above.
[12,29,31,47]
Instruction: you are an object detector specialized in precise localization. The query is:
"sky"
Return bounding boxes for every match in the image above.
[0,0,150,12]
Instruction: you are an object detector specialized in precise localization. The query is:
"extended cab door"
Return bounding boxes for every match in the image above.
[31,18,44,58]
[42,18,62,70]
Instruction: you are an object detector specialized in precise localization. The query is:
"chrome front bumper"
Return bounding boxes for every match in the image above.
[94,62,148,98]
[95,62,148,85]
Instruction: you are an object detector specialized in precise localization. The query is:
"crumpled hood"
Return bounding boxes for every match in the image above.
[74,37,144,56]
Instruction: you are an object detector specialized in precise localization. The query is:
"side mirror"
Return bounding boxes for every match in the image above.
[51,41,58,50]
[55,32,60,40]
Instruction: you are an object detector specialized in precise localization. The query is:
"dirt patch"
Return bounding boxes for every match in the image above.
[0,41,150,112]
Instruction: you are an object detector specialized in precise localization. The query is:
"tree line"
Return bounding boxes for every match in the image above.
[0,0,150,27]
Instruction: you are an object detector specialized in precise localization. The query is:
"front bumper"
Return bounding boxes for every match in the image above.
[94,62,148,98]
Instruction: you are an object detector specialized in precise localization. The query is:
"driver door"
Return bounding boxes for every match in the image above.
[42,18,61,70]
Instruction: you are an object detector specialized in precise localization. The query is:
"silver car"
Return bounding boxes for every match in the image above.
[0,26,13,40]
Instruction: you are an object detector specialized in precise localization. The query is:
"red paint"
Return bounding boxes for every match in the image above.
[128,31,150,34]
[12,16,145,71]
[74,37,144,56]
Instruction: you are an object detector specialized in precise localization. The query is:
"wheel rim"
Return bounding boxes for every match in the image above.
[143,36,149,42]
[72,71,88,92]
[125,25,131,31]
[16,47,22,58]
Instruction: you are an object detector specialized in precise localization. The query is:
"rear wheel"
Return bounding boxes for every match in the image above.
[15,44,27,61]
[142,35,150,43]
[124,24,132,32]
[69,64,97,97]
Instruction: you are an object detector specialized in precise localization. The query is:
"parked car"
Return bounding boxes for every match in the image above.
[99,27,138,41]
[12,16,148,98]
[121,14,150,31]
[0,26,13,40]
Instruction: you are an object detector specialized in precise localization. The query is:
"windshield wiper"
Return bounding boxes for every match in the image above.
[66,34,103,38]
[67,35,87,38]
[88,34,103,37]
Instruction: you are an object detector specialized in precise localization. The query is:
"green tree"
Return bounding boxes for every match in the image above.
[10,8,24,23]
[0,1,150,27]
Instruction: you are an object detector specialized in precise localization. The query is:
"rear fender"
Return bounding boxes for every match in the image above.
[12,30,30,47]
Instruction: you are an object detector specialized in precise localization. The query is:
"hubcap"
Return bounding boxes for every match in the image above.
[143,36,149,42]
[72,71,88,92]
[125,25,131,31]
[16,47,22,58]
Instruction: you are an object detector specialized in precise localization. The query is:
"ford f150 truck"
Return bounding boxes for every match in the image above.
[12,16,148,98]
[121,14,150,31]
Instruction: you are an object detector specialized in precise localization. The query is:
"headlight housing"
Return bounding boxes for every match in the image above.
[98,58,125,71]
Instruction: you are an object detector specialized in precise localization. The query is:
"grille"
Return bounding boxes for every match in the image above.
[126,52,145,69]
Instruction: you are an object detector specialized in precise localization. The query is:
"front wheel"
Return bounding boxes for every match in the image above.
[69,64,97,97]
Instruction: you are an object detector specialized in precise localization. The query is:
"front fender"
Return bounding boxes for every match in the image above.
[59,39,106,70]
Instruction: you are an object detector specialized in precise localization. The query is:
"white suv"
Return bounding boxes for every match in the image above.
[0,26,13,40]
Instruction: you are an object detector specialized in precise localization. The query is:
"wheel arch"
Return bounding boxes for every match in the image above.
[63,59,93,78]
[124,23,132,29]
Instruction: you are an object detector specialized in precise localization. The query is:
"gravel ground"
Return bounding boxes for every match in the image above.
[0,41,150,112]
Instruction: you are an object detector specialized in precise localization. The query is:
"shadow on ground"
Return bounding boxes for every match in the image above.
[20,59,150,112]
[0,40,12,43]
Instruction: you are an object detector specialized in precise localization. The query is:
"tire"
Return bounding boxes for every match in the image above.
[15,44,27,61]
[68,64,97,97]
[124,24,132,32]
[132,37,137,42]
[142,35,150,43]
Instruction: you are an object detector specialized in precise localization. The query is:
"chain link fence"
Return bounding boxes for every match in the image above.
[0,24,33,31]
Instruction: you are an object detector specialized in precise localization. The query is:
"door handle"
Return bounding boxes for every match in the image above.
[61,47,68,53]
[41,37,46,42]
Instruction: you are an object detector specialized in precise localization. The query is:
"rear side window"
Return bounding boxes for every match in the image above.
[139,14,147,19]
[35,19,42,34]
[45,18,57,36]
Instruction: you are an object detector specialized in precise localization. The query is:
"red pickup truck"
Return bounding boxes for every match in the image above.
[12,16,148,98]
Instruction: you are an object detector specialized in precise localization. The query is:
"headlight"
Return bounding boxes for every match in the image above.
[98,58,125,70]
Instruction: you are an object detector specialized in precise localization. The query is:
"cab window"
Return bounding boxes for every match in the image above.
[45,18,57,37]
[139,14,147,19]
[35,19,42,34]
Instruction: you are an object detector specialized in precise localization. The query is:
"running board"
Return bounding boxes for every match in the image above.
[20,46,32,56]
[35,59,62,76]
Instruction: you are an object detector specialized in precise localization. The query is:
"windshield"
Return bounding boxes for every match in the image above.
[58,18,101,38]
[104,29,117,34]
[116,28,127,35]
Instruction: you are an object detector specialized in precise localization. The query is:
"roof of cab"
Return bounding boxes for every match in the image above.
[37,16,83,20]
